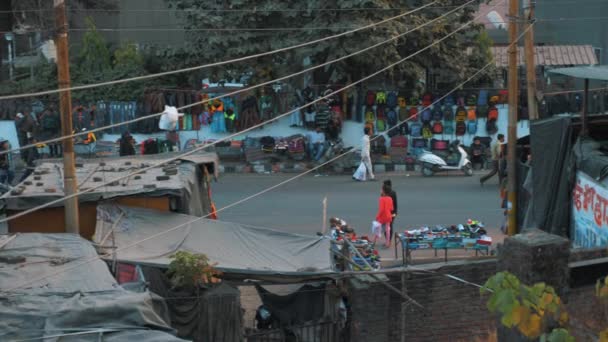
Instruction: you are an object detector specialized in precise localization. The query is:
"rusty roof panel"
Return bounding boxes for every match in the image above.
[490,45,598,68]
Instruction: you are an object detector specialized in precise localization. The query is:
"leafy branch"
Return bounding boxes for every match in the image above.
[167,251,222,289]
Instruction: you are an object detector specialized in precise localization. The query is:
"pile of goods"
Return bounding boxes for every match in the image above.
[328,217,381,271]
[399,219,492,250]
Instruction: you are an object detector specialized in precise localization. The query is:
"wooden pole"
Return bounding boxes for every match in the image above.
[322,196,328,234]
[523,0,538,120]
[507,0,519,236]
[54,0,80,234]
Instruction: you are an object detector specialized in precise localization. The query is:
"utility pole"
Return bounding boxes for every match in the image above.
[54,0,80,234]
[507,0,519,236]
[523,0,538,120]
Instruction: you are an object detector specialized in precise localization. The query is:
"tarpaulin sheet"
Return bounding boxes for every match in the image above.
[94,204,334,278]
[573,137,608,182]
[0,233,185,341]
[530,116,575,236]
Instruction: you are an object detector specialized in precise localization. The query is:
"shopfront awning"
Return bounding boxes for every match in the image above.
[490,45,598,68]
[549,65,608,81]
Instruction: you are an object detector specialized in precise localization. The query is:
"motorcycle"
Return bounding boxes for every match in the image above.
[418,140,473,177]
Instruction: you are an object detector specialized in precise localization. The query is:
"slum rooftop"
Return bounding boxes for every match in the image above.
[1,152,219,209]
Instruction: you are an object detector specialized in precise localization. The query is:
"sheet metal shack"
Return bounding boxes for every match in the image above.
[1,153,219,239]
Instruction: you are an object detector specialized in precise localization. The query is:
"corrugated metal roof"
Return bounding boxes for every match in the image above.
[549,66,608,81]
[490,45,598,67]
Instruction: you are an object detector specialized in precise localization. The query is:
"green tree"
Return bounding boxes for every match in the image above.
[167,251,222,289]
[164,0,489,88]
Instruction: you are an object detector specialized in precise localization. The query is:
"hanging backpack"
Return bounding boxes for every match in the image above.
[466,93,477,106]
[398,122,409,135]
[443,107,454,121]
[443,96,455,107]
[387,126,400,138]
[376,118,386,132]
[455,106,467,122]
[488,106,499,121]
[422,93,433,107]
[432,121,443,134]
[398,96,407,108]
[443,122,454,135]
[410,123,422,137]
[387,109,398,127]
[432,106,443,121]
[390,135,408,148]
[376,91,387,104]
[422,123,433,139]
[371,135,387,154]
[366,90,376,106]
[387,91,398,108]
[432,139,449,151]
[421,108,432,123]
[365,108,375,123]
[409,97,419,106]
[412,138,428,148]
[478,90,489,106]
[376,105,386,119]
[486,119,498,135]
[455,122,466,136]
[467,107,477,121]
[467,120,478,134]
[457,96,466,107]
[489,95,500,105]
[409,107,419,120]
[477,105,489,118]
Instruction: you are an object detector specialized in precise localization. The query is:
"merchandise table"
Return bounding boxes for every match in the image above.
[394,231,492,265]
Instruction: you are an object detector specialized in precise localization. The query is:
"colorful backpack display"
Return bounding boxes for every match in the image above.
[409,107,419,120]
[376,105,386,119]
[398,107,409,122]
[422,123,433,139]
[432,139,449,151]
[486,119,498,135]
[467,121,478,134]
[455,106,467,122]
[366,90,376,106]
[365,108,375,123]
[478,90,489,106]
[443,107,454,122]
[432,121,443,134]
[421,108,432,123]
[455,122,466,136]
[387,91,398,108]
[432,106,443,121]
[443,96,455,107]
[412,138,428,148]
[376,118,386,132]
[466,93,477,106]
[422,93,433,107]
[410,123,422,137]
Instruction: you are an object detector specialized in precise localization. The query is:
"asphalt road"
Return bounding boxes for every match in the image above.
[211,171,505,244]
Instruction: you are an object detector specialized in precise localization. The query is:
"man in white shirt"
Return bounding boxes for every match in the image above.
[307,126,326,161]
[360,127,375,180]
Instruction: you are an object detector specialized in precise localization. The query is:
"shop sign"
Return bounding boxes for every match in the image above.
[572,171,608,248]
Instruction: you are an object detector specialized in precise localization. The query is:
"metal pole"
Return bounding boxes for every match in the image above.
[54,0,80,234]
[581,78,589,136]
[523,0,538,120]
[507,0,519,236]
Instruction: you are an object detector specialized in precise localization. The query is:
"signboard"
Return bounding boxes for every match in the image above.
[572,171,608,248]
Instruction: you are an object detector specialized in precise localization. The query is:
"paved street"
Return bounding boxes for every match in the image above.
[212,171,506,261]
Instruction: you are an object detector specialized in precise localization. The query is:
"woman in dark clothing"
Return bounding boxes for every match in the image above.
[383,180,398,243]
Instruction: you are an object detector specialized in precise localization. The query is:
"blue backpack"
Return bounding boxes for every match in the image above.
[421,109,432,123]
[443,122,454,135]
[387,91,398,108]
[410,123,422,137]
[467,121,478,134]
[387,109,398,127]
[432,106,443,121]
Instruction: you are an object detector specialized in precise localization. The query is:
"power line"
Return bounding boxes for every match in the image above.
[0,0,473,157]
[0,0,510,293]
[0,1,438,101]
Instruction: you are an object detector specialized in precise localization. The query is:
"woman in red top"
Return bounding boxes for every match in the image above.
[374,185,394,248]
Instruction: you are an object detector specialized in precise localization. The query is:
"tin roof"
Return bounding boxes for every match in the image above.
[549,65,608,81]
[490,45,598,68]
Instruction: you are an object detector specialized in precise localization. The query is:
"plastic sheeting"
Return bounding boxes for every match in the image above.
[94,204,334,278]
[0,233,185,341]
[573,137,608,182]
[530,116,575,236]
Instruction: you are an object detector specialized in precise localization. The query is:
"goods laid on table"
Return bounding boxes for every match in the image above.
[327,217,381,271]
[396,219,492,265]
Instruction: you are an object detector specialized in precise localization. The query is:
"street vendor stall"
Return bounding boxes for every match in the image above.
[394,219,493,265]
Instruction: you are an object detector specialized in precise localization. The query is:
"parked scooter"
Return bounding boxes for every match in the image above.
[418,140,473,177]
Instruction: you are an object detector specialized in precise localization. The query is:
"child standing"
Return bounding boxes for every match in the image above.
[373,185,394,248]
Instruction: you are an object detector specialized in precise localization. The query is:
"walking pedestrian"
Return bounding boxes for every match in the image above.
[480,134,505,185]
[39,106,62,157]
[361,127,375,181]
[383,180,398,244]
[372,184,393,248]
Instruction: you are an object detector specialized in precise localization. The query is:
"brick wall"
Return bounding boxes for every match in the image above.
[566,285,607,340]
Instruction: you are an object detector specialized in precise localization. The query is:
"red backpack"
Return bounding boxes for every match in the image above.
[432,121,443,134]
[455,122,466,136]
[390,135,408,148]
[366,90,376,106]
[409,107,418,120]
[488,106,499,120]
